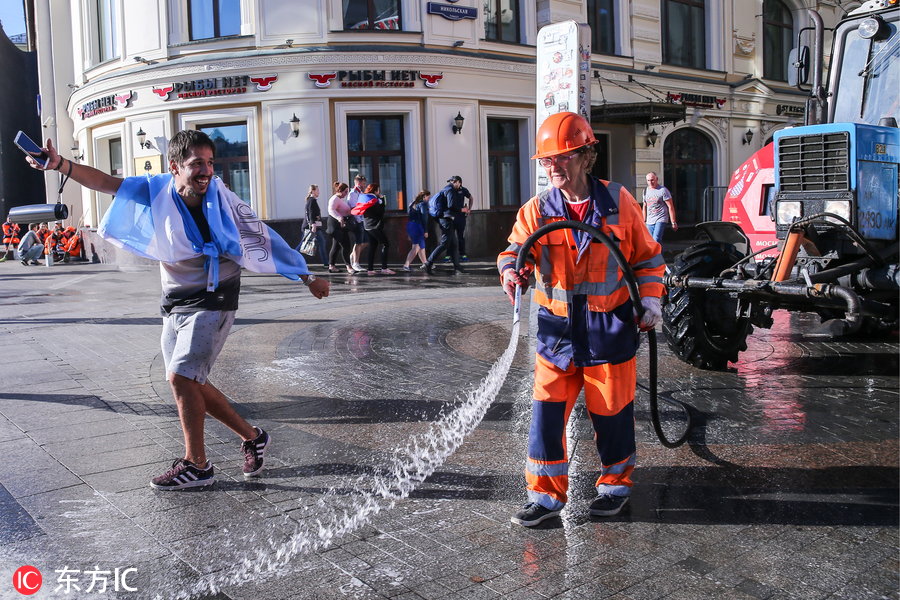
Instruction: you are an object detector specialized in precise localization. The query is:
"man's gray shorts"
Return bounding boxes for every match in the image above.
[161,310,236,384]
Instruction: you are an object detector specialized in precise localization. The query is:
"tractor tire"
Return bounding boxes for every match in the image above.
[662,241,752,370]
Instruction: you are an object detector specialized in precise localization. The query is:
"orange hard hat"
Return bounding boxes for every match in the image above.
[532,112,597,159]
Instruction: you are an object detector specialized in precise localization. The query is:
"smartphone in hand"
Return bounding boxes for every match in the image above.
[14,131,49,168]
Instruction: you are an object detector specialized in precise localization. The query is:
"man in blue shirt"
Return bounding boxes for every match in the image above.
[425,175,472,273]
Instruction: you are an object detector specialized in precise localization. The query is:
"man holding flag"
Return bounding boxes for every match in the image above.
[25,130,330,490]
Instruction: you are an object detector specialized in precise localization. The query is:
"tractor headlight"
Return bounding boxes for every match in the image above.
[776,201,802,225]
[824,200,852,224]
[859,16,888,40]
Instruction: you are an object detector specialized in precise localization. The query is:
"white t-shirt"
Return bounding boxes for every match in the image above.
[643,186,673,225]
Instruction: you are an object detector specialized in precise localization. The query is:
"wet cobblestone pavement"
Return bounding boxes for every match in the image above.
[0,262,896,600]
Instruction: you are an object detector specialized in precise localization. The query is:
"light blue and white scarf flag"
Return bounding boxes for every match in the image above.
[98,173,310,291]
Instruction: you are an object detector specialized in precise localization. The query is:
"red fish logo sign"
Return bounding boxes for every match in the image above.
[250,75,277,91]
[152,85,174,99]
[419,73,443,88]
[115,91,133,107]
[308,73,337,88]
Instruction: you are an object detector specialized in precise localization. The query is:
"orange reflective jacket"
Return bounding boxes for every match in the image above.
[498,178,665,317]
[2,221,20,245]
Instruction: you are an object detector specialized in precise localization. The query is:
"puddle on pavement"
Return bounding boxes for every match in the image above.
[151,320,523,600]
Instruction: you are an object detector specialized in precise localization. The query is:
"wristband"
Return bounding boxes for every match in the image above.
[303,274,317,286]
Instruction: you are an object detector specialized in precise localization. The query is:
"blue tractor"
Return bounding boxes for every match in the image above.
[662,0,899,370]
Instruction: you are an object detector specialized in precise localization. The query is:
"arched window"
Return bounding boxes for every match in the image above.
[763,0,794,81]
[663,128,714,225]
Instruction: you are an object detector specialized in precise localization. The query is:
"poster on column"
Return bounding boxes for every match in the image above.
[535,20,592,194]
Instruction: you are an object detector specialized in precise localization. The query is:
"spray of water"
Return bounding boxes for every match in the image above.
[160,320,522,599]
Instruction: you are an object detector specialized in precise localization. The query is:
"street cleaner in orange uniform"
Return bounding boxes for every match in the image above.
[2,217,21,258]
[498,112,666,527]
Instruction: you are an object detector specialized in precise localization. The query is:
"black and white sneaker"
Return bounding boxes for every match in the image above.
[150,459,215,490]
[588,494,629,517]
[510,502,562,527]
[241,427,270,478]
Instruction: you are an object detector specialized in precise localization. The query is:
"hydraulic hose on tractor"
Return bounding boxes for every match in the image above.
[513,219,692,448]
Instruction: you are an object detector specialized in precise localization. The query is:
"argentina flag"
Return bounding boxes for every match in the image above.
[98,173,310,290]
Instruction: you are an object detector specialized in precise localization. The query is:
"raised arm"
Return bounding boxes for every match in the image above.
[26,139,123,196]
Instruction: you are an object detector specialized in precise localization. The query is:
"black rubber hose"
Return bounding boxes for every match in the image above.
[513,219,691,448]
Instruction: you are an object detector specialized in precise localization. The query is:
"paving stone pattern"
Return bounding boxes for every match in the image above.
[0,262,896,600]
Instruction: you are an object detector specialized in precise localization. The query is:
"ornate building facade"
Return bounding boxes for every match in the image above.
[28,0,847,258]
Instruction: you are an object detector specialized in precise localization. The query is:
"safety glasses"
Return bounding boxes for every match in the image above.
[537,148,585,168]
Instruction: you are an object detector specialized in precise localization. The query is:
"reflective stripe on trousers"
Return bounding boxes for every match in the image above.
[525,353,637,510]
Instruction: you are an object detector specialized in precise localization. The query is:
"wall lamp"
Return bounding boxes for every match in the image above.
[742,128,754,145]
[452,112,465,135]
[70,142,84,162]
[646,128,659,147]
[136,128,153,149]
[289,113,301,137]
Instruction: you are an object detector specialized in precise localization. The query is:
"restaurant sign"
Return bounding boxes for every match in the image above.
[307,70,443,88]
[77,91,133,120]
[667,92,727,109]
[151,74,278,101]
[776,104,805,116]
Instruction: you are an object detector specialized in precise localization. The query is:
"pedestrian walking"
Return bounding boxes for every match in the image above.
[302,184,329,267]
[424,177,468,274]
[24,131,330,491]
[643,172,677,243]
[327,181,356,273]
[498,112,665,527]
[355,183,394,275]
[444,175,473,263]
[346,173,369,272]
[403,190,430,271]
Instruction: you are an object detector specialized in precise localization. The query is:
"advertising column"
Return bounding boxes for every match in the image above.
[535,20,591,193]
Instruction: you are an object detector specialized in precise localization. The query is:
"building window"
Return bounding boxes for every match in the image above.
[590,132,610,181]
[198,123,250,202]
[343,0,401,30]
[347,116,406,210]
[663,0,706,69]
[487,119,521,207]
[189,0,241,41]
[663,128,714,224]
[108,138,123,177]
[484,0,520,43]
[587,0,616,55]
[97,0,118,62]
[763,0,793,81]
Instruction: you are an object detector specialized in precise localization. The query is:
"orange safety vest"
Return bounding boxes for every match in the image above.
[65,233,83,256]
[2,221,20,245]
[498,178,665,317]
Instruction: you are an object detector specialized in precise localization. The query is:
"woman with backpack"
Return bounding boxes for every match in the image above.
[402,190,430,271]
[354,183,395,275]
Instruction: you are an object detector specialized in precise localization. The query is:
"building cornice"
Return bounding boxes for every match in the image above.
[68,46,536,105]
